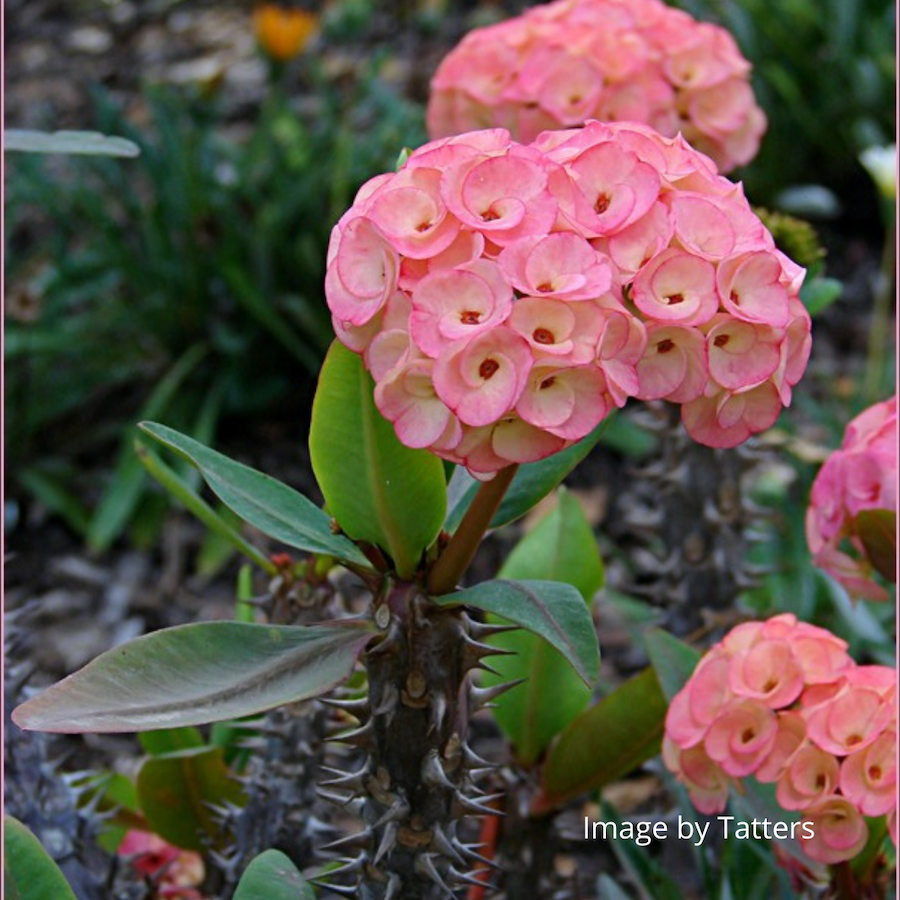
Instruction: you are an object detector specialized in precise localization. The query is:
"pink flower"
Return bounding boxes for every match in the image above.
[806,395,897,600]
[426,0,766,173]
[433,327,532,427]
[663,615,896,868]
[118,831,205,899]
[800,797,869,865]
[839,729,897,817]
[325,124,807,474]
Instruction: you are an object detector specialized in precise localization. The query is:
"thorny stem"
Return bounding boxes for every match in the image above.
[427,464,519,596]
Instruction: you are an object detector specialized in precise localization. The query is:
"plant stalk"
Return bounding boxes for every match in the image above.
[427,465,519,596]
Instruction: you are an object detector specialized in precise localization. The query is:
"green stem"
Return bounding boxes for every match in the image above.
[862,217,896,405]
[832,861,859,900]
[427,464,519,596]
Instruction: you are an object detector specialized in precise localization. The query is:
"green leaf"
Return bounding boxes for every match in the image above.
[855,509,896,583]
[233,849,315,900]
[139,421,371,568]
[799,275,843,316]
[5,129,140,157]
[643,628,702,702]
[4,816,78,900]
[537,669,668,813]
[12,620,375,733]
[137,746,245,850]
[138,725,205,756]
[309,341,446,578]
[436,579,600,687]
[135,440,276,575]
[445,418,609,532]
[483,490,604,765]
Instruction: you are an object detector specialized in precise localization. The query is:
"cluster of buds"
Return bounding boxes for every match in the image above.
[118,830,206,899]
[325,122,809,477]
[427,0,766,173]
[663,614,897,865]
[806,395,897,601]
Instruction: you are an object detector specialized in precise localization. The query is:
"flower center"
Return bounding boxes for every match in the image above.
[533,327,555,344]
[665,292,685,305]
[539,376,557,391]
[741,727,756,744]
[714,334,730,348]
[595,192,611,214]
[481,207,501,223]
[656,338,675,354]
[479,359,500,380]
[460,310,482,325]
[869,765,883,782]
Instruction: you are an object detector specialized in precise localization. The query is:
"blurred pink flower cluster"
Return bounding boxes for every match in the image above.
[118,831,205,899]
[663,613,897,865]
[326,122,809,477]
[426,0,766,173]
[806,395,897,601]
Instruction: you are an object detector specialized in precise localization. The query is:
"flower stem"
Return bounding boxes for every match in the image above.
[427,464,519,596]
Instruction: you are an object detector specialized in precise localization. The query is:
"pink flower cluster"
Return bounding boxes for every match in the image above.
[427,0,766,174]
[118,831,206,899]
[325,122,809,478]
[806,395,897,601]
[663,614,897,865]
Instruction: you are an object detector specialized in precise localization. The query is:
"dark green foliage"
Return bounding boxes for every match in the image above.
[6,66,426,550]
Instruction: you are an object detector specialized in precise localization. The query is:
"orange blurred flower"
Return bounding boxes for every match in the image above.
[253,4,318,62]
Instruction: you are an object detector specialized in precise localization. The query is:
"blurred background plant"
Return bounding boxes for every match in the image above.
[6,43,426,553]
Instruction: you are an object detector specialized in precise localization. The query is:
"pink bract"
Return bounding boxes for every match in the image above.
[664,616,897,866]
[326,123,808,477]
[426,0,766,173]
[806,395,898,601]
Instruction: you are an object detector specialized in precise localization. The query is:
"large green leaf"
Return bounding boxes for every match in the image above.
[139,421,371,568]
[644,629,702,702]
[137,746,246,850]
[445,418,609,532]
[309,341,446,578]
[4,816,78,900]
[436,579,600,687]
[536,668,668,813]
[233,849,315,900]
[12,620,375,733]
[483,490,604,766]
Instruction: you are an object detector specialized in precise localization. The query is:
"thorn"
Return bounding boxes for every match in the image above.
[309,879,359,897]
[328,719,375,749]
[374,821,398,865]
[372,682,399,717]
[415,853,456,897]
[323,855,366,879]
[470,678,526,710]
[319,828,372,853]
[465,618,520,640]
[383,873,403,900]
[430,690,448,733]
[449,865,493,888]
[453,792,505,818]
[462,744,494,769]
[374,793,410,827]
[432,823,467,866]
[473,660,503,677]
[320,696,370,718]
[316,786,355,808]
[319,764,368,791]
[452,839,501,870]
[422,749,456,790]
[462,633,516,659]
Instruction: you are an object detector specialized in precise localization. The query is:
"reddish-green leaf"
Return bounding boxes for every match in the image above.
[12,621,375,733]
[310,341,446,578]
[855,508,897,583]
[536,668,668,813]
[137,746,245,850]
